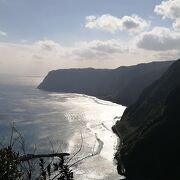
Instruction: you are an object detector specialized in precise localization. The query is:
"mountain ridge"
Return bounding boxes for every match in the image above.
[38,60,173,106]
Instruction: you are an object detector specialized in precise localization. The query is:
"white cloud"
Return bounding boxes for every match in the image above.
[155,50,180,61]
[0,37,179,76]
[173,19,180,30]
[136,27,180,51]
[154,0,180,31]
[35,40,63,51]
[0,31,7,36]
[0,39,143,75]
[73,39,128,60]
[0,41,67,75]
[154,0,180,20]
[85,14,150,33]
[20,39,28,43]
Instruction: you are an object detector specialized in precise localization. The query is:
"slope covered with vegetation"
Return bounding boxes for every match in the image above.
[113,58,180,179]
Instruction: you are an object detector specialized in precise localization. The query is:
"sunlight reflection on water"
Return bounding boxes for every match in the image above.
[0,75,126,180]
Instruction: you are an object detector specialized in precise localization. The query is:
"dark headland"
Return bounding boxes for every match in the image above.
[38,61,173,106]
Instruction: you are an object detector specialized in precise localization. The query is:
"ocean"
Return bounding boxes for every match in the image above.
[0,74,126,180]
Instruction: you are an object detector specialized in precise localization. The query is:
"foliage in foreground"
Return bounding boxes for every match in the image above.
[0,125,74,180]
[0,126,95,180]
[0,146,22,179]
[0,145,74,180]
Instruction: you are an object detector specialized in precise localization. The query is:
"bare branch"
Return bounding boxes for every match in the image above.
[19,153,70,162]
[66,132,83,165]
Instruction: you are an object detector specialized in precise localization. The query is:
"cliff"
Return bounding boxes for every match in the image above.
[113,58,180,180]
[38,61,173,106]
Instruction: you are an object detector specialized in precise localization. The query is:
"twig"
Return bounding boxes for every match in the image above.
[19,153,70,162]
[66,132,83,165]
[69,153,94,168]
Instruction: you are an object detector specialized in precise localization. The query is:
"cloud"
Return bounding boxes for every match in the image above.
[0,41,67,75]
[85,14,150,33]
[35,40,63,51]
[173,19,180,30]
[0,31,7,36]
[72,40,128,60]
[0,37,178,76]
[155,50,180,61]
[154,0,180,20]
[154,0,180,31]
[0,39,137,75]
[136,27,180,51]
[20,39,28,43]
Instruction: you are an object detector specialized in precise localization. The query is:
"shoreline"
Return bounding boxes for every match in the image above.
[38,89,127,179]
[37,88,126,106]
[112,117,126,178]
[55,91,127,178]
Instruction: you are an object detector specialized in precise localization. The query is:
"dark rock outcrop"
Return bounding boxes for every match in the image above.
[38,61,173,106]
[113,58,180,180]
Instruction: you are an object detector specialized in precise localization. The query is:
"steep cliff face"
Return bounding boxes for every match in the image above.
[38,61,173,106]
[113,59,180,180]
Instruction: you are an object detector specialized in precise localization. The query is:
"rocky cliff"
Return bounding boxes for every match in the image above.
[113,58,180,180]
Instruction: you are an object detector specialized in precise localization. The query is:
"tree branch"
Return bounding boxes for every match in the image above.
[19,153,70,162]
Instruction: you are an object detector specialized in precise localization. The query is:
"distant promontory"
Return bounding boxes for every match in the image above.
[38,61,173,106]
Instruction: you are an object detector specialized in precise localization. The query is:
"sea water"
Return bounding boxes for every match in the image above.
[0,74,126,180]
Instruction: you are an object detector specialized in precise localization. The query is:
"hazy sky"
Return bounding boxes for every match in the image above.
[0,0,180,75]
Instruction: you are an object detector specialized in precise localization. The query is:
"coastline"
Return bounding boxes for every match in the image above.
[37,88,125,106]
[37,87,127,179]
[54,92,126,179]
[112,120,126,178]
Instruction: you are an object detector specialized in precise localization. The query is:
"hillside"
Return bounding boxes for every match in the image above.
[113,58,180,179]
[38,61,173,106]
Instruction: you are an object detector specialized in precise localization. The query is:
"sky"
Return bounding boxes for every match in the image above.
[0,0,180,75]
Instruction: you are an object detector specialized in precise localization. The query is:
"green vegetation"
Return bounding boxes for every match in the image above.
[0,125,97,179]
[0,145,73,180]
[113,58,180,179]
[0,146,22,179]
[0,126,74,180]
